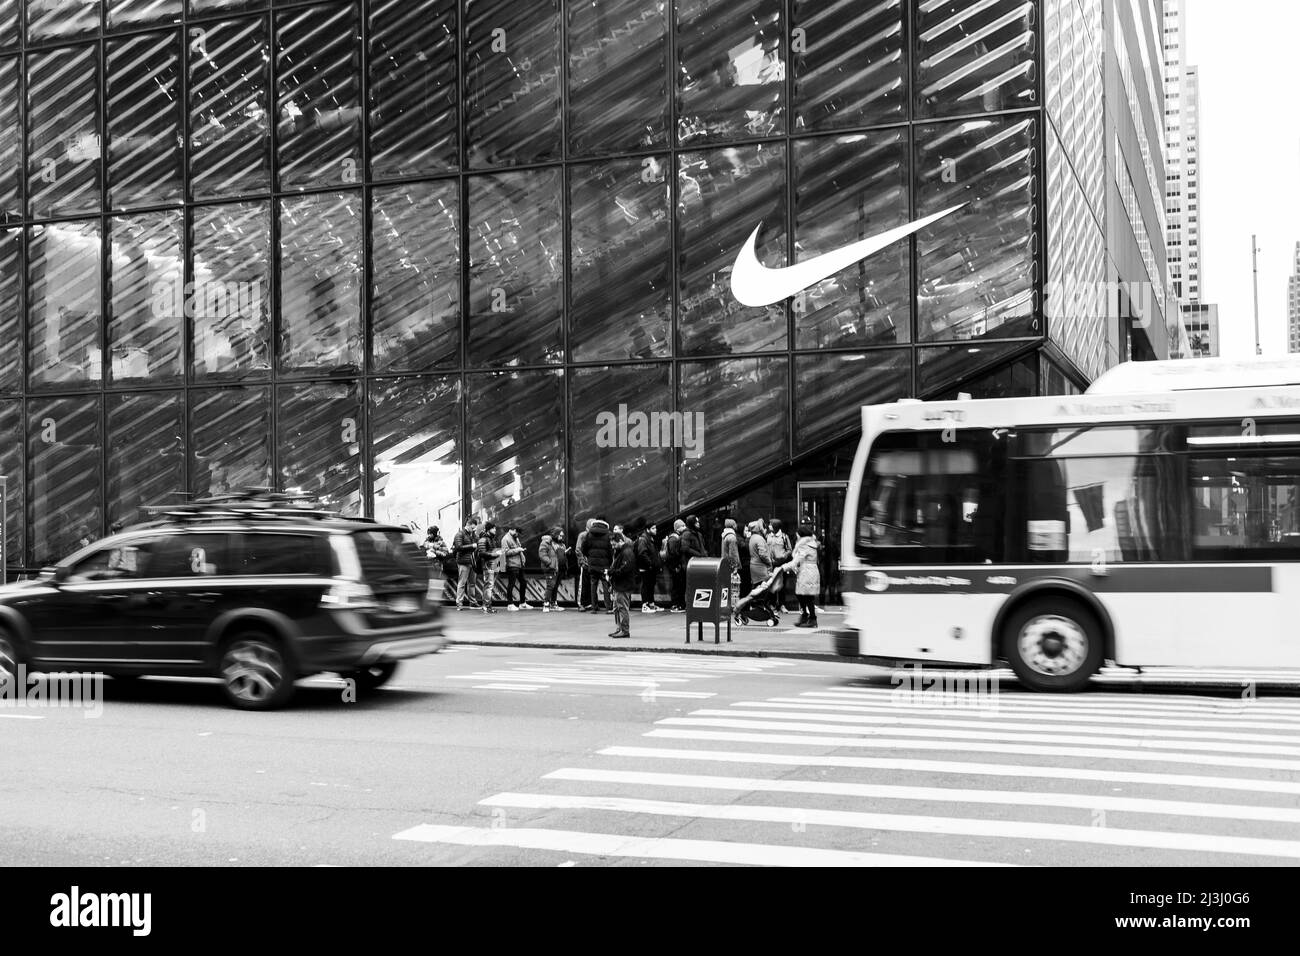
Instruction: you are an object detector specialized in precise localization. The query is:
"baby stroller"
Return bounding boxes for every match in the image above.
[732,568,784,627]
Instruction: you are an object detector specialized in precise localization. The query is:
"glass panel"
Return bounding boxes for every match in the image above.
[27,45,101,218]
[467,370,563,539]
[678,356,788,507]
[190,386,270,498]
[0,57,19,221]
[676,0,784,145]
[28,396,102,567]
[916,341,1035,396]
[108,30,183,209]
[793,131,910,349]
[108,211,183,384]
[1190,456,1300,556]
[0,228,19,392]
[0,399,22,569]
[794,349,910,453]
[677,144,786,356]
[27,0,101,42]
[567,0,668,156]
[28,221,101,390]
[467,170,563,366]
[275,3,362,190]
[189,17,270,199]
[932,353,1037,400]
[916,116,1038,342]
[107,391,184,527]
[279,191,362,373]
[569,157,670,362]
[191,200,271,379]
[371,181,460,372]
[108,0,182,30]
[369,0,457,178]
[278,381,362,516]
[569,364,673,528]
[464,0,561,167]
[190,0,264,14]
[792,0,905,131]
[371,375,461,534]
[0,2,17,49]
[915,0,1037,118]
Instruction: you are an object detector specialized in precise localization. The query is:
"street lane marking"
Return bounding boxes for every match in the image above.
[0,714,44,720]
[809,689,1300,716]
[473,684,542,691]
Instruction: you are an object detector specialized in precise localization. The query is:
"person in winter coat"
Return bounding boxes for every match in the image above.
[746,519,772,614]
[500,526,530,610]
[580,518,614,613]
[423,526,455,604]
[767,518,794,611]
[635,523,661,612]
[681,515,706,564]
[608,526,637,638]
[452,516,482,609]
[575,518,594,611]
[720,518,741,577]
[538,529,568,612]
[476,521,503,613]
[778,523,822,628]
[665,519,686,611]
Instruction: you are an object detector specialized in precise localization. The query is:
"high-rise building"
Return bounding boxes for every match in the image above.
[0,1,1177,583]
[1180,303,1219,357]
[1289,243,1300,353]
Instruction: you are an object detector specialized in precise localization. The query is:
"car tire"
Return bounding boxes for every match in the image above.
[345,661,399,693]
[1002,597,1103,692]
[0,630,22,693]
[219,631,296,710]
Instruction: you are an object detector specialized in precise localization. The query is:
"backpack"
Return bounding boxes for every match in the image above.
[770,532,791,562]
[665,532,682,568]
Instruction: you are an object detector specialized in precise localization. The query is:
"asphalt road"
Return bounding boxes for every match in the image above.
[3,644,1300,867]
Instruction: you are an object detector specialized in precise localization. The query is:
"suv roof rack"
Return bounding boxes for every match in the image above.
[140,489,368,524]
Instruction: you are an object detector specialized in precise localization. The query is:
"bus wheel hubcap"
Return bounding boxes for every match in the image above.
[1019,615,1087,677]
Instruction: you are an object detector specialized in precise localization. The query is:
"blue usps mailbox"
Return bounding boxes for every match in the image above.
[684,557,732,645]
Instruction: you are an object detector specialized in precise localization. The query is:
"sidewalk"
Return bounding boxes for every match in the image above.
[440,603,848,661]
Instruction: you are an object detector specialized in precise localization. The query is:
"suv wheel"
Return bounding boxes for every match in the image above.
[219,632,295,710]
[0,632,20,693]
[346,661,399,693]
[1003,597,1103,692]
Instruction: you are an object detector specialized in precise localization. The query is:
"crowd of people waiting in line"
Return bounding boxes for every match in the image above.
[421,514,826,639]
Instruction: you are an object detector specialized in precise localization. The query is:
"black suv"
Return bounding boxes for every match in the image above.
[0,496,444,709]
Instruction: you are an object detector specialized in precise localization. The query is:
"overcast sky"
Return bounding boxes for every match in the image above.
[1183,0,1300,356]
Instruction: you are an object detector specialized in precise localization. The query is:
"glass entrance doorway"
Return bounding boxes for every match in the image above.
[797,481,847,605]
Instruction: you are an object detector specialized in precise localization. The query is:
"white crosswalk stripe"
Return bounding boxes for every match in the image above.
[442,653,793,696]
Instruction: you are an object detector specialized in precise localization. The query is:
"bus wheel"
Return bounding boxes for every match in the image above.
[1003,598,1102,692]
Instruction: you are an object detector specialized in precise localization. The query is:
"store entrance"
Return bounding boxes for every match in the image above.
[797,481,847,605]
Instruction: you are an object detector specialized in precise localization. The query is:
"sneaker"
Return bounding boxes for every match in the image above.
[519,602,535,610]
[542,605,553,613]
[609,631,630,639]
[506,604,518,612]
[641,605,656,614]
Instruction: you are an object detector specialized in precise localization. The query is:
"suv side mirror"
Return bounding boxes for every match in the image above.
[47,565,71,585]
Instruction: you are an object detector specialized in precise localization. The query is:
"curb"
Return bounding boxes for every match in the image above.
[447,638,855,664]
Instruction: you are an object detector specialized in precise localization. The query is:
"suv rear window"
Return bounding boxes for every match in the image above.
[351,529,429,590]
[236,533,333,576]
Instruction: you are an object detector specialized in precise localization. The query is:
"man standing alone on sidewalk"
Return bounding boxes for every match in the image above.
[608,526,637,639]
[635,523,662,613]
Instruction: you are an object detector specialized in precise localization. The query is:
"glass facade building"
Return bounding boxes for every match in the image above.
[0,0,1173,575]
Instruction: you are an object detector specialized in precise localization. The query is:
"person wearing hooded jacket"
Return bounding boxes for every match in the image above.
[580,518,614,613]
[720,518,741,576]
[680,515,706,564]
[635,523,661,612]
[746,519,772,616]
[778,523,822,628]
[538,529,568,612]
[665,519,687,611]
[574,518,594,611]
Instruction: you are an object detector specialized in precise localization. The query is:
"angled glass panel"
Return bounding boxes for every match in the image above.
[275,3,362,190]
[793,131,910,349]
[190,0,265,14]
[0,228,18,392]
[369,0,457,178]
[915,0,1038,118]
[676,0,784,146]
[569,364,673,528]
[677,144,786,356]
[916,340,1037,396]
[28,221,101,391]
[278,381,362,516]
[0,399,22,569]
[190,386,270,498]
[27,0,101,42]
[109,211,183,385]
[467,370,563,539]
[915,115,1038,342]
[191,200,272,379]
[108,30,184,209]
[928,351,1037,400]
[569,157,670,362]
[0,2,17,49]
[108,0,182,30]
[27,45,101,218]
[107,391,185,527]
[0,57,19,221]
[464,0,561,167]
[567,0,668,157]
[794,349,910,453]
[189,17,270,199]
[372,180,460,372]
[467,170,563,367]
[279,191,362,373]
[792,0,905,130]
[28,396,102,567]
[371,375,461,534]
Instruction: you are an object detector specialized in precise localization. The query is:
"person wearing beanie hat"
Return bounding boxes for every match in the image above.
[665,519,686,610]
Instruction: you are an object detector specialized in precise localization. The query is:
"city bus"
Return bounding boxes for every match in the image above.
[836,356,1300,690]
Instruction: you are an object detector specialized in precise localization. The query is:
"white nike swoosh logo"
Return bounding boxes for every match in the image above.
[729,204,967,307]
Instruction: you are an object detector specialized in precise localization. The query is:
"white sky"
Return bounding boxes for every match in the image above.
[1183,0,1300,356]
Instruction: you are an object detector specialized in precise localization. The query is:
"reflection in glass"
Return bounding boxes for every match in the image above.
[0,2,17,49]
[109,212,183,385]
[279,381,362,516]
[28,396,102,567]
[467,370,563,540]
[189,17,270,199]
[464,0,561,167]
[189,0,264,13]
[108,31,183,209]
[0,400,22,568]
[371,375,461,535]
[108,0,182,30]
[280,192,362,373]
[569,364,673,527]
[792,0,905,130]
[917,341,1036,396]
[276,3,363,189]
[931,353,1037,400]
[0,57,18,220]
[191,201,271,378]
[0,228,18,392]
[372,181,459,371]
[27,46,101,218]
[567,0,668,156]
[107,392,184,526]
[27,0,101,42]
[916,116,1038,342]
[794,132,910,349]
[678,357,788,507]
[915,0,1037,118]
[190,386,270,498]
[795,350,909,453]
[676,0,784,145]
[467,171,563,366]
[369,0,457,178]
[677,145,786,356]
[28,222,101,390]
[570,158,670,362]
